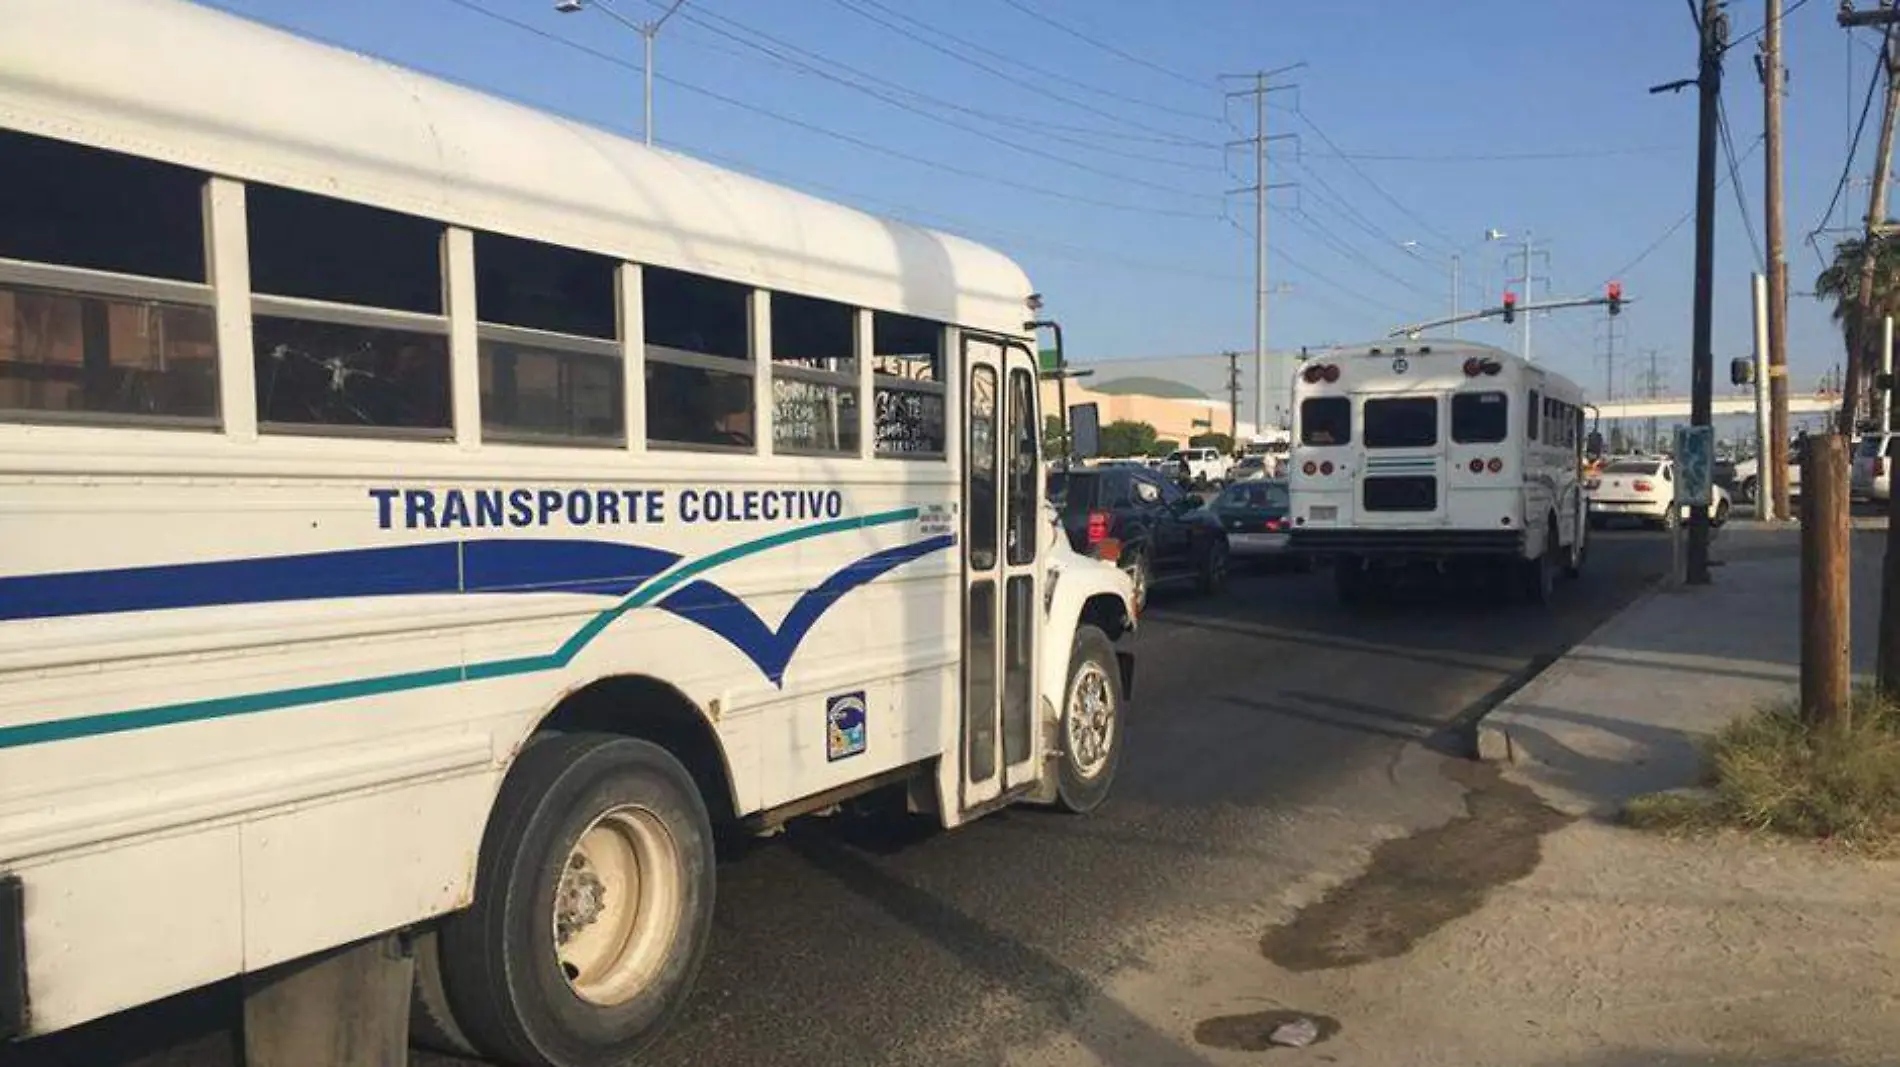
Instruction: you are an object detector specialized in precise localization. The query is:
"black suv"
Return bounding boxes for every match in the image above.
[1048,465,1229,610]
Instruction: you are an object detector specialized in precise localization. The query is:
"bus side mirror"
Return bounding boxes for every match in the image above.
[1730,358,1755,386]
[1069,402,1101,459]
[1586,430,1605,457]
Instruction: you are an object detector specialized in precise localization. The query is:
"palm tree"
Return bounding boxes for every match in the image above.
[1814,236,1900,425]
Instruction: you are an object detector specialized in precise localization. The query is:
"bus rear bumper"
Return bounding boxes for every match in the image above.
[1290,527,1526,559]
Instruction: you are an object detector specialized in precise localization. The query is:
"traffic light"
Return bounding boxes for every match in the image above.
[1606,281,1623,316]
[1502,290,1517,325]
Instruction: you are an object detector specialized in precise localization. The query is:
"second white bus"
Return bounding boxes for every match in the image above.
[1286,340,1589,605]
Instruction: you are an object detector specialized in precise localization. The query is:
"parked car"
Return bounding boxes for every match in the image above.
[1157,447,1232,488]
[1048,465,1229,610]
[1207,478,1307,568]
[1852,431,1896,503]
[1733,440,1804,504]
[1587,456,1731,529]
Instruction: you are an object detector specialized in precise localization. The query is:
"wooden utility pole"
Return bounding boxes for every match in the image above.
[1840,4,1900,436]
[1762,0,1794,519]
[1686,0,1724,585]
[1802,435,1853,728]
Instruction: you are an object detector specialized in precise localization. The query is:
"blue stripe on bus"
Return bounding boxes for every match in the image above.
[0,507,934,749]
[0,541,685,622]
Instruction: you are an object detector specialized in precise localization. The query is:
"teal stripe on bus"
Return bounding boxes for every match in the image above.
[0,507,922,751]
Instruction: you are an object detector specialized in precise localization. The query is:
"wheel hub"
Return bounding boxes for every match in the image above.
[555,854,608,946]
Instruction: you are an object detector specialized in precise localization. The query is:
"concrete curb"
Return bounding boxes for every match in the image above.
[1470,579,1667,764]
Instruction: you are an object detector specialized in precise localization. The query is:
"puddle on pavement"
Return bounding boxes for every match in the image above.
[1260,760,1571,972]
[1194,1009,1342,1053]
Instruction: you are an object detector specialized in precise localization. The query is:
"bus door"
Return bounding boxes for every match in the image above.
[1358,392,1448,525]
[960,335,1043,809]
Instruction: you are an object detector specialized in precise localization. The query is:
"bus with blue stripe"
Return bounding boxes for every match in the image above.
[0,2,1138,1063]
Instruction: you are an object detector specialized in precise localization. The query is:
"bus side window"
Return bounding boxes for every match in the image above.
[248,183,452,436]
[0,129,219,426]
[644,266,755,450]
[474,231,622,445]
[871,312,947,458]
[1527,390,1541,442]
[770,291,858,455]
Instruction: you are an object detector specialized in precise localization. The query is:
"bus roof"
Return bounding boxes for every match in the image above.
[0,0,1034,333]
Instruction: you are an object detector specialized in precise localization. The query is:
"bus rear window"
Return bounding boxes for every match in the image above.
[1299,397,1350,445]
[1363,396,1437,448]
[1451,391,1508,444]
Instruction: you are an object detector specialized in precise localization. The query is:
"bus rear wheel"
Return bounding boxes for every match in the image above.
[436,733,715,1067]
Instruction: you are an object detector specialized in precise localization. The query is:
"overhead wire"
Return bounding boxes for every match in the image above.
[644,5,1219,202]
[1724,0,1818,52]
[990,0,1208,89]
[1717,97,1767,269]
[439,0,1219,220]
[1809,26,1886,240]
[670,3,1219,173]
[1291,105,1457,251]
[830,0,1221,137]
[1601,134,1763,285]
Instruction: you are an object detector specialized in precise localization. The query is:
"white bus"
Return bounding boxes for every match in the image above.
[1286,340,1589,605]
[0,2,1139,1064]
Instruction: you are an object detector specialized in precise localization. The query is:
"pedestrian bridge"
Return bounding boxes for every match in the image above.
[1590,394,1837,420]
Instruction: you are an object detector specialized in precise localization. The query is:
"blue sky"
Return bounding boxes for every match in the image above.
[204,0,1878,403]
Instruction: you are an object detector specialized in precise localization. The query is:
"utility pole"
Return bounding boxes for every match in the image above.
[1224,351,1242,444]
[1687,0,1725,585]
[1503,233,1550,362]
[1223,68,1302,434]
[1761,0,1794,520]
[554,0,691,146]
[1597,315,1621,406]
[1644,348,1663,453]
[1840,2,1900,436]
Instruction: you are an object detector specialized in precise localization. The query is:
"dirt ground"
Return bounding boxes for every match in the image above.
[996,743,1900,1067]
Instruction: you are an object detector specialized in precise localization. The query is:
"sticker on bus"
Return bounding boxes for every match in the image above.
[826,692,868,761]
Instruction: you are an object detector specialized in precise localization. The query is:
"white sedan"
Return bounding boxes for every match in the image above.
[1587,456,1731,529]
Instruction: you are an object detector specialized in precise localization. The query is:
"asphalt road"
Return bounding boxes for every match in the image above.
[15,527,1720,1067]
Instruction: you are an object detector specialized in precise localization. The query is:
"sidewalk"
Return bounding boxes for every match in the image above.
[998,534,1900,1067]
[1475,527,1884,815]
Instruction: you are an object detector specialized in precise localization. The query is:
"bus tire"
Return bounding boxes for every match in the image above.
[1055,625,1125,814]
[1521,523,1559,606]
[438,733,716,1067]
[410,927,480,1057]
[1563,519,1587,580]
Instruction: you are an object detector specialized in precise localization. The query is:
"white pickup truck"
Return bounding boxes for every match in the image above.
[1159,447,1232,488]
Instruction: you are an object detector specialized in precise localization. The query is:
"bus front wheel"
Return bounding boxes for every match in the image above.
[1054,624,1125,814]
[437,733,716,1067]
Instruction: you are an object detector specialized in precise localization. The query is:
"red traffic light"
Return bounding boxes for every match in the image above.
[1606,281,1622,301]
[1502,290,1517,324]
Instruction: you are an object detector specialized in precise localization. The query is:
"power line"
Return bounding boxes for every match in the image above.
[671,3,1218,172]
[1810,44,1885,240]
[1601,134,1763,284]
[1306,145,1680,163]
[1291,162,1442,282]
[1717,97,1767,269]
[991,0,1208,89]
[439,0,1219,220]
[1291,104,1457,250]
[1276,205,1446,302]
[830,0,1221,137]
[652,5,1220,202]
[1726,0,1818,50]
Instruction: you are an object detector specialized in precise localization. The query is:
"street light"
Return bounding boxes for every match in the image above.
[555,0,691,146]
[1401,240,1463,339]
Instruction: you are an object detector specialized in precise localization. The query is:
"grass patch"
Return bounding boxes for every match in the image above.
[1621,689,1900,851]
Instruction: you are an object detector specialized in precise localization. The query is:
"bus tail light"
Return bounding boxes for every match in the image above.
[1468,458,1484,473]
[1463,358,1483,377]
[1301,363,1341,384]
[1086,510,1109,545]
[1319,460,1335,475]
[1487,457,1503,473]
[1302,460,1318,475]
[1322,364,1340,383]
